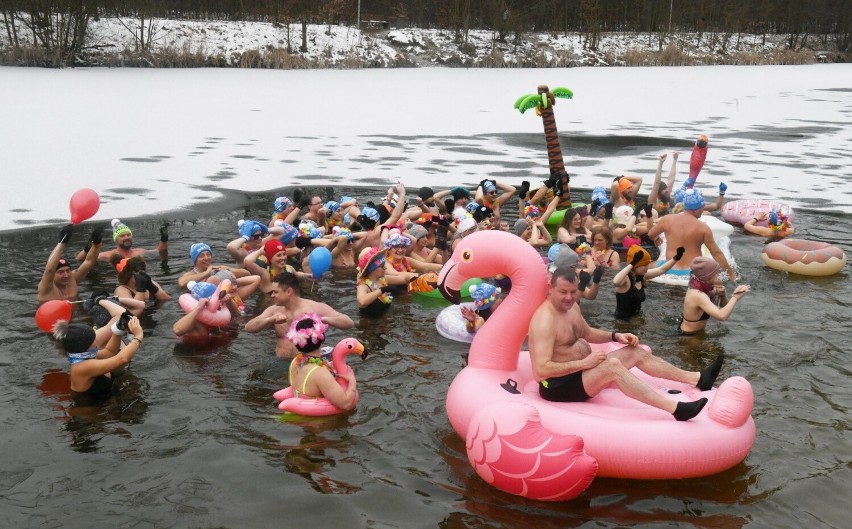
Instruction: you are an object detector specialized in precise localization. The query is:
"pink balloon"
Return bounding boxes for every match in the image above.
[35,300,72,332]
[69,188,100,224]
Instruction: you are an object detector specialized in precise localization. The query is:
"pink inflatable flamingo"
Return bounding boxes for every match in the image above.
[438,230,755,501]
[273,338,366,416]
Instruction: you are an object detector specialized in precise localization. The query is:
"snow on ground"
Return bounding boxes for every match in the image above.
[3,17,792,67]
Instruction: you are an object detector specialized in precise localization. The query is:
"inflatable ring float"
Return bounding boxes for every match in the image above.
[721,199,795,226]
[178,280,232,328]
[273,338,366,417]
[435,302,477,343]
[762,239,846,276]
[437,230,755,501]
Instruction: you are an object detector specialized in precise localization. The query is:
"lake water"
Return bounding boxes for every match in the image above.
[1,65,850,529]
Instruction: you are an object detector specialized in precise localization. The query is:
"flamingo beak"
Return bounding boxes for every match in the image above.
[438,259,461,304]
[352,339,368,361]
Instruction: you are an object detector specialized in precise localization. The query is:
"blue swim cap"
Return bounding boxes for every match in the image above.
[466,201,480,213]
[591,186,609,213]
[340,196,353,204]
[547,243,562,263]
[469,282,500,310]
[279,223,299,244]
[325,200,340,214]
[360,207,380,223]
[274,197,292,213]
[190,242,212,264]
[343,213,352,226]
[682,189,705,211]
[189,281,217,300]
[299,220,322,239]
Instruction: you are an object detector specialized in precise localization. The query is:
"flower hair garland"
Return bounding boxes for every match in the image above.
[285,313,329,349]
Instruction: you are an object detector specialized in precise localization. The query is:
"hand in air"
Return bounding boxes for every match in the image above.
[630,251,645,267]
[592,265,605,284]
[58,224,74,244]
[659,152,667,162]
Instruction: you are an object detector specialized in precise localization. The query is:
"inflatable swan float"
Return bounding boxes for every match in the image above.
[437,230,755,501]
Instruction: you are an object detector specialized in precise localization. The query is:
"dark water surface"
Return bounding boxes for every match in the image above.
[1,186,849,529]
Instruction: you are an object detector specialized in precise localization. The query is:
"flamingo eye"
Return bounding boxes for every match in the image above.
[347,344,352,350]
[461,250,473,262]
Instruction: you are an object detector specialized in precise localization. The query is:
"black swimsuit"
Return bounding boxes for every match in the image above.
[615,275,646,320]
[74,374,115,398]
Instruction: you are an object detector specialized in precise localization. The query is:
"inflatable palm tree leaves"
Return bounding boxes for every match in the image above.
[514,85,573,183]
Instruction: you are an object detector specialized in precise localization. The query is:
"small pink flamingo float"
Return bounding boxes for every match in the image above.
[273,337,366,416]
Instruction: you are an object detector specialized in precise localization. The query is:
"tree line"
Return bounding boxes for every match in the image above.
[3,0,850,62]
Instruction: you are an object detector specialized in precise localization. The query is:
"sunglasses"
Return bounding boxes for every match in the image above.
[251,233,264,240]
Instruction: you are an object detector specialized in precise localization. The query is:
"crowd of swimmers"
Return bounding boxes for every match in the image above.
[41,141,794,417]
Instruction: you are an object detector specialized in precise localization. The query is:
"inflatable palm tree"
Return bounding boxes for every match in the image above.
[514,85,573,193]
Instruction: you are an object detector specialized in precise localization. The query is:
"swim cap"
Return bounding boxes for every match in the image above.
[298,220,321,239]
[405,224,428,241]
[360,207,380,223]
[451,187,471,201]
[111,218,131,242]
[469,283,500,310]
[264,239,286,262]
[483,180,497,194]
[547,243,563,263]
[325,200,341,214]
[188,280,217,300]
[614,205,634,225]
[682,189,705,211]
[768,209,786,226]
[456,217,476,236]
[357,247,386,278]
[383,233,412,249]
[524,203,540,218]
[56,322,96,354]
[547,243,579,269]
[56,258,71,271]
[617,177,633,195]
[331,226,354,241]
[418,187,434,201]
[626,245,651,268]
[286,313,328,352]
[513,219,529,237]
[274,197,292,213]
[190,242,212,264]
[466,201,480,213]
[279,223,299,244]
[590,186,609,215]
[339,196,354,204]
[690,256,720,282]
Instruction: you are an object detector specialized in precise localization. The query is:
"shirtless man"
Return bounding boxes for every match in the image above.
[38,224,102,303]
[244,272,353,358]
[528,266,723,421]
[77,218,168,263]
[646,189,736,279]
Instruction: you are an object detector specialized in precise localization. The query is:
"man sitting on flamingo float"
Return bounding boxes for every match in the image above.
[528,266,724,421]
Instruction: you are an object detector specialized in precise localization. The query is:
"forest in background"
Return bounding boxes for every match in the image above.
[2,0,849,66]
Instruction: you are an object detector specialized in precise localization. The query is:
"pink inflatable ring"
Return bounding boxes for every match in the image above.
[762,239,846,276]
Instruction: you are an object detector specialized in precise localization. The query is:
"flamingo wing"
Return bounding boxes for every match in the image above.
[466,402,597,501]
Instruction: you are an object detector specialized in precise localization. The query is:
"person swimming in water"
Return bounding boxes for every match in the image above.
[680,256,751,335]
[285,313,358,411]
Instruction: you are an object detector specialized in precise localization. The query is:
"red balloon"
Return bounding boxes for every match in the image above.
[69,188,100,225]
[35,300,72,332]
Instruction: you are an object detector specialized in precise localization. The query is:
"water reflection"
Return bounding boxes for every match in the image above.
[37,369,150,453]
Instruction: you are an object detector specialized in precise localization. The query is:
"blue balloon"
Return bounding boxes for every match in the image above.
[308,247,332,279]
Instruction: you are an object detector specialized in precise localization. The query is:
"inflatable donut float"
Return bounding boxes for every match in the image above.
[178,280,232,328]
[762,239,846,276]
[721,199,795,226]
